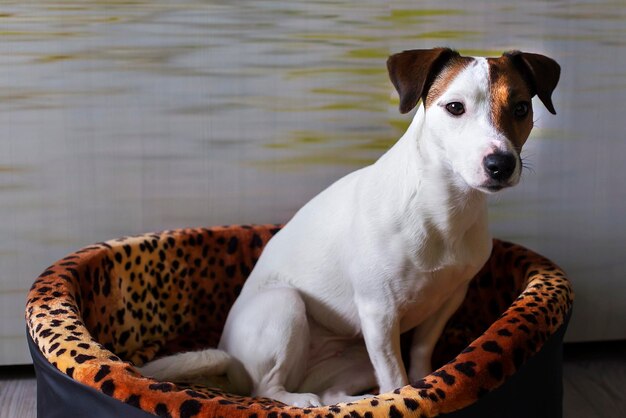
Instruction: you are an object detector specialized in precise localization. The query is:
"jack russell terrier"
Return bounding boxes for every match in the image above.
[140,48,560,407]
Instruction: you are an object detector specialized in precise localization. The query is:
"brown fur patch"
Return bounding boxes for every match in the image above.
[487,57,534,149]
[425,56,474,107]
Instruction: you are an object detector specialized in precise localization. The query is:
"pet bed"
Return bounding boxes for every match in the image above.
[26,224,573,418]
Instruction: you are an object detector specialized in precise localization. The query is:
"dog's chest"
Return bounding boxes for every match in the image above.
[396,263,481,332]
[395,231,491,331]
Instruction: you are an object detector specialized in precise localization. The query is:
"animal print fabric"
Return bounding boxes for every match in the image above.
[26,225,573,417]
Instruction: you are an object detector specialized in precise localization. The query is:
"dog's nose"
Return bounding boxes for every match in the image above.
[483,152,517,181]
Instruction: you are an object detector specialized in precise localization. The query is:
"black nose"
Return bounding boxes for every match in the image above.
[483,152,517,181]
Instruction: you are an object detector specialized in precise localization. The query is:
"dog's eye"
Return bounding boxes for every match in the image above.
[445,102,465,116]
[514,102,530,118]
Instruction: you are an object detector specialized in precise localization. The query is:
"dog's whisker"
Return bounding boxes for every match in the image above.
[520,156,536,174]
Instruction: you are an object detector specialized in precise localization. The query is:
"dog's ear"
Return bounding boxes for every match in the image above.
[387,48,459,114]
[504,51,561,115]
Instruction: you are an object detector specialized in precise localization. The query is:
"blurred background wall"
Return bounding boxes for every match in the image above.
[1,0,625,364]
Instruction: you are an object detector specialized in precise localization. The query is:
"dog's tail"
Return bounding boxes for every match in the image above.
[137,349,252,395]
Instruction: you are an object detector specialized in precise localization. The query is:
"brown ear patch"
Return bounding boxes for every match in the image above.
[487,57,535,149]
[387,48,468,114]
[505,51,560,115]
[425,56,474,107]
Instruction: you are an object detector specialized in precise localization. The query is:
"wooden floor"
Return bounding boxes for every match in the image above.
[1,341,625,418]
[0,366,36,418]
[562,340,626,418]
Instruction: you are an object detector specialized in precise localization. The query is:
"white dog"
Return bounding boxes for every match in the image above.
[140,48,560,407]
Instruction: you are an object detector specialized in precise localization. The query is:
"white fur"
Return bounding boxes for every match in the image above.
[140,58,518,406]
[427,58,521,192]
[138,349,230,381]
[138,348,251,395]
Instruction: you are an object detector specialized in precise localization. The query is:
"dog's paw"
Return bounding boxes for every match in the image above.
[282,392,323,408]
[322,391,375,405]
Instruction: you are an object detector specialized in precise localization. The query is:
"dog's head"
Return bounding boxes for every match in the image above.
[387,48,560,193]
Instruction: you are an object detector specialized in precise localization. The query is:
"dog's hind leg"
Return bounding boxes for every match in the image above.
[219,287,322,407]
[298,343,377,405]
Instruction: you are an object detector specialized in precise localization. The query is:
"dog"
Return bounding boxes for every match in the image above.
[139,48,560,407]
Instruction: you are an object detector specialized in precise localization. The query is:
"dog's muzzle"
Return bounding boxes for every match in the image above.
[483,152,517,182]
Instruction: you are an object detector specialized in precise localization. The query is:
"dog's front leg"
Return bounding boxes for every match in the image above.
[408,283,469,382]
[358,306,408,393]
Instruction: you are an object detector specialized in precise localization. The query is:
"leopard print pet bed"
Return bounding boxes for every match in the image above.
[26,225,573,418]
